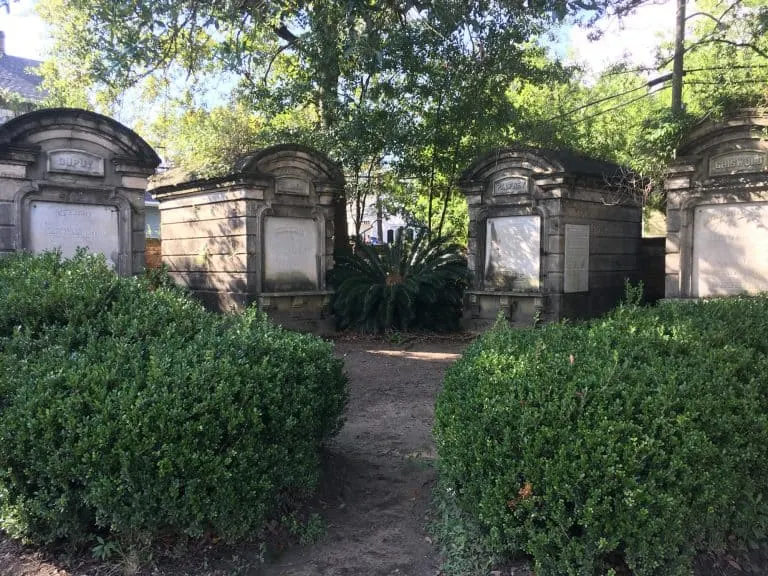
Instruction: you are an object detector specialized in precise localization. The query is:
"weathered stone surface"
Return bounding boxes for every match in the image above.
[666,232,680,254]
[664,110,768,298]
[0,202,12,226]
[263,216,319,291]
[665,253,680,275]
[28,201,120,268]
[666,209,681,233]
[162,217,248,239]
[0,109,160,275]
[692,202,768,297]
[169,270,250,291]
[709,150,766,176]
[461,145,643,325]
[47,149,105,177]
[161,202,247,224]
[162,237,247,256]
[0,180,22,201]
[153,144,343,326]
[493,176,528,196]
[0,164,25,179]
[484,215,540,291]
[122,176,149,190]
[156,188,264,211]
[564,224,589,293]
[164,253,249,273]
[0,226,12,250]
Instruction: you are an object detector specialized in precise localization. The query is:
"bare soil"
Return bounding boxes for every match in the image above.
[2,335,766,576]
[0,336,471,576]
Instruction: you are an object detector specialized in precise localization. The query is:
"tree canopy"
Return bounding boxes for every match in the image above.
[29,0,768,237]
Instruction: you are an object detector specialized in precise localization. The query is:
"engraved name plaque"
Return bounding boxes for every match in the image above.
[493,176,529,196]
[709,151,766,176]
[263,216,318,291]
[47,149,105,177]
[28,201,120,268]
[693,203,768,297]
[484,215,540,291]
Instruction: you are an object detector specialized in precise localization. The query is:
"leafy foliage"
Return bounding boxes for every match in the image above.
[0,251,347,548]
[434,296,768,575]
[32,0,768,228]
[329,231,468,332]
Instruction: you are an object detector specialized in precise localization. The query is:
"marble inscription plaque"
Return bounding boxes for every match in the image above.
[709,151,766,176]
[493,177,529,196]
[484,215,540,290]
[564,224,590,293]
[47,149,105,177]
[263,216,318,291]
[276,177,310,196]
[692,203,768,297]
[28,201,119,268]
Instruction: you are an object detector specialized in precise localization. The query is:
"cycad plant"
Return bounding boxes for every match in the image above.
[329,230,468,332]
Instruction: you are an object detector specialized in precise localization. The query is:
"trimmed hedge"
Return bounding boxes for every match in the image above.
[0,251,347,547]
[434,297,768,575]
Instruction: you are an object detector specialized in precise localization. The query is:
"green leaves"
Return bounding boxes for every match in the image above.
[435,296,768,575]
[0,251,348,548]
[328,230,468,332]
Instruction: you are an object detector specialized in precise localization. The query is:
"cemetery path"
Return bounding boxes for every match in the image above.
[254,337,469,576]
[2,335,766,576]
[0,336,470,576]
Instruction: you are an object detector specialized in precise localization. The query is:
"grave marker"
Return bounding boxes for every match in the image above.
[484,215,540,290]
[263,216,318,291]
[28,201,120,267]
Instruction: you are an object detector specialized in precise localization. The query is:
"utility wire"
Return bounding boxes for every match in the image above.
[544,73,672,123]
[544,64,766,125]
[543,84,646,122]
[600,63,768,77]
[576,87,670,125]
[562,85,672,127]
[685,79,768,85]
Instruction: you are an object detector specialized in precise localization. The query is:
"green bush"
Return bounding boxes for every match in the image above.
[434,297,768,575]
[0,251,347,547]
[328,231,468,332]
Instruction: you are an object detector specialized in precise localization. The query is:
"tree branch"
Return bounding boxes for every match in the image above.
[687,38,768,60]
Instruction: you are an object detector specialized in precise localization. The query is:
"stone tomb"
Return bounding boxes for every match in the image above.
[263,216,319,292]
[150,144,345,330]
[665,110,768,298]
[460,146,643,328]
[0,109,160,273]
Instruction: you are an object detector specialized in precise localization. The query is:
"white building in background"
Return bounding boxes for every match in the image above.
[347,203,409,245]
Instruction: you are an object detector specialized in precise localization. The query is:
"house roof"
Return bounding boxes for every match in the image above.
[0,53,44,102]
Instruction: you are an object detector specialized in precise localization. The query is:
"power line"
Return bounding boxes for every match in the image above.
[600,63,768,77]
[685,79,768,85]
[544,83,647,122]
[543,63,767,125]
[565,85,672,127]
[544,73,672,123]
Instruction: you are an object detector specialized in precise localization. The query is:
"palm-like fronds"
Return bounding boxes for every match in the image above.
[328,231,468,332]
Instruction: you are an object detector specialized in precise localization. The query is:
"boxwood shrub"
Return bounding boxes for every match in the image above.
[0,251,347,547]
[434,297,768,576]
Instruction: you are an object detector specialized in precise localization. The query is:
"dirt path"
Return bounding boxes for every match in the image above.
[0,338,469,576]
[3,336,764,576]
[256,339,467,576]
